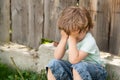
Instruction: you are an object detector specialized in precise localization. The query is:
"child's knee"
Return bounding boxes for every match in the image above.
[72,62,87,71]
[46,59,64,72]
[72,68,80,76]
[72,62,92,80]
[47,68,56,80]
[47,68,53,75]
[47,59,62,66]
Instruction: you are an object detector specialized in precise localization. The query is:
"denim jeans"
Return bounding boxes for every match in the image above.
[46,59,107,80]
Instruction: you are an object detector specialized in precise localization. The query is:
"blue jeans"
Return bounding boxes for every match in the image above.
[46,59,107,80]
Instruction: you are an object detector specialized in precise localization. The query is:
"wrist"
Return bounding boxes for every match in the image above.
[61,36,68,40]
[60,37,68,44]
[69,36,77,43]
[68,37,77,50]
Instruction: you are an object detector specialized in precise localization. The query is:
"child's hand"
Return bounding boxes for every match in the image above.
[60,30,68,39]
[69,31,86,42]
[53,41,59,47]
[69,31,79,40]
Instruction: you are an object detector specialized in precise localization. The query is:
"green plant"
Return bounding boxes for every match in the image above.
[0,62,16,80]
[41,38,53,44]
[0,62,47,80]
[39,69,47,80]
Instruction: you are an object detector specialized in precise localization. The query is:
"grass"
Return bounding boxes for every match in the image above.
[0,62,47,80]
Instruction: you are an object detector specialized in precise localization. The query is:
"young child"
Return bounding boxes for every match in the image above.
[46,6,107,80]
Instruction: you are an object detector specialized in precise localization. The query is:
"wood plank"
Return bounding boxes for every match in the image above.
[11,0,43,48]
[109,0,120,55]
[11,0,28,45]
[110,13,120,55]
[79,0,97,11]
[44,0,78,41]
[111,0,120,13]
[0,0,10,43]
[95,0,110,52]
[27,0,43,48]
[95,12,109,51]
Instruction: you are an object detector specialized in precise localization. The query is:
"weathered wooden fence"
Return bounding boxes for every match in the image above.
[0,0,120,55]
[0,0,10,43]
[11,0,43,48]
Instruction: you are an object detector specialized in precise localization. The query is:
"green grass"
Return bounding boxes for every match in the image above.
[0,62,47,80]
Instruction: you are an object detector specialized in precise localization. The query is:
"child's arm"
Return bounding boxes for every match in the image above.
[54,30,68,60]
[68,35,88,64]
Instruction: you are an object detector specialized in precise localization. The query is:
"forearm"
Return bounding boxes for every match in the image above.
[68,37,80,64]
[54,37,67,60]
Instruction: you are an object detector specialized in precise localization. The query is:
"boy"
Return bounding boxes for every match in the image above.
[46,6,107,80]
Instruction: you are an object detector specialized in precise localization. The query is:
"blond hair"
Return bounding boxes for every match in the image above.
[57,6,93,35]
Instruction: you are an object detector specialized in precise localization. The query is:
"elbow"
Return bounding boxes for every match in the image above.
[69,58,81,64]
[54,54,62,60]
[69,59,78,64]
[54,56,61,60]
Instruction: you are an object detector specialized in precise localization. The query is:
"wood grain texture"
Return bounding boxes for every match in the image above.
[11,0,28,44]
[44,0,78,41]
[0,0,10,43]
[11,0,43,48]
[27,0,43,48]
[109,0,120,55]
[1,0,120,54]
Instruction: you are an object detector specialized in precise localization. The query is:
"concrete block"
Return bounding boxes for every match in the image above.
[0,43,38,71]
[36,43,68,72]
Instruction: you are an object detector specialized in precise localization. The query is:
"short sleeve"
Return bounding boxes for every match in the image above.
[77,33,97,54]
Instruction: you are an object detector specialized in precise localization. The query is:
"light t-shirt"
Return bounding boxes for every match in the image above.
[77,32,102,64]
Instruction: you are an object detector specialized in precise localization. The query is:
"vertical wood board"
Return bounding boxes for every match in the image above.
[11,0,29,44]
[109,0,120,55]
[27,0,43,48]
[11,0,43,48]
[0,0,10,43]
